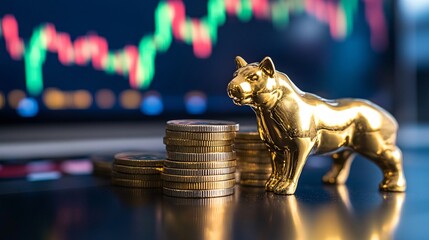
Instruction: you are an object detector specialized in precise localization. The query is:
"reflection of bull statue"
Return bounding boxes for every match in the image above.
[227,56,406,195]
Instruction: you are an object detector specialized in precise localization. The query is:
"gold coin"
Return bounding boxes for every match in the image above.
[238,161,271,168]
[240,179,266,187]
[92,163,112,173]
[111,178,162,188]
[163,166,236,176]
[114,152,165,167]
[234,143,268,150]
[163,137,234,146]
[240,168,272,174]
[167,151,236,162]
[92,161,112,169]
[93,169,111,177]
[113,164,162,175]
[165,130,236,140]
[162,187,234,198]
[111,171,162,181]
[165,145,233,153]
[163,179,235,190]
[236,155,270,163]
[240,172,271,180]
[163,160,236,169]
[166,119,239,132]
[234,139,264,144]
[161,173,235,182]
[235,126,260,139]
[235,149,271,157]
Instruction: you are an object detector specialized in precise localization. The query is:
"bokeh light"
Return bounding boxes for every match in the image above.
[95,89,115,109]
[185,91,207,114]
[43,88,65,110]
[17,97,39,117]
[8,90,26,109]
[140,91,163,115]
[120,90,141,109]
[0,92,4,109]
[73,90,92,109]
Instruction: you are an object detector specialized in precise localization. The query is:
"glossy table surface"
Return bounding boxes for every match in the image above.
[0,148,428,240]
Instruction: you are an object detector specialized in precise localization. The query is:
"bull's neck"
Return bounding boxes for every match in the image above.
[253,73,303,112]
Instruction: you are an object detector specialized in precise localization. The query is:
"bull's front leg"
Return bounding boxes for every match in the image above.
[265,149,288,191]
[273,138,314,195]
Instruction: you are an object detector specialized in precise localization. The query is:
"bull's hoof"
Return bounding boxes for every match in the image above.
[273,180,297,195]
[379,176,406,192]
[265,175,279,192]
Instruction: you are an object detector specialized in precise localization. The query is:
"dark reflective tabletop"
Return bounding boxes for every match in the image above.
[0,149,428,240]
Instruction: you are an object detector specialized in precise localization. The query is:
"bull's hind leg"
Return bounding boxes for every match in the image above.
[322,150,356,185]
[355,133,406,192]
[377,146,406,192]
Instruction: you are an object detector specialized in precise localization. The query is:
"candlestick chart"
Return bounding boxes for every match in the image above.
[1,0,387,97]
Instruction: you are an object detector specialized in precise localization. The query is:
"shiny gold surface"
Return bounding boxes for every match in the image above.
[265,186,405,240]
[227,56,406,194]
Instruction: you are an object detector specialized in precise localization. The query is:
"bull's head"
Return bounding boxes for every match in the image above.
[227,56,282,109]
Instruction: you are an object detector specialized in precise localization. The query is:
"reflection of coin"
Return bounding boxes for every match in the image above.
[111,178,162,188]
[167,152,236,162]
[114,152,165,167]
[161,173,235,182]
[240,179,266,187]
[240,172,271,180]
[163,166,236,176]
[113,164,162,175]
[163,138,234,146]
[163,195,234,206]
[166,119,239,132]
[163,187,234,198]
[163,160,236,169]
[165,130,236,140]
[112,171,162,181]
[166,145,233,153]
[163,179,235,190]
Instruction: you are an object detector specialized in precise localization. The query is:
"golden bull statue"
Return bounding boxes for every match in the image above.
[227,56,406,195]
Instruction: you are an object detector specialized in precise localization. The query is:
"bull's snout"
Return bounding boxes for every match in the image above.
[227,82,241,99]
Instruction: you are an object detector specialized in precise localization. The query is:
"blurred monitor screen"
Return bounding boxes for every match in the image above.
[0,0,394,122]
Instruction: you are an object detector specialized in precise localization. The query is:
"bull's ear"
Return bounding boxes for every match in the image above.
[259,57,275,77]
[235,56,247,69]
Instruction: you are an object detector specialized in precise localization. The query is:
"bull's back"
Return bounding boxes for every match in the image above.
[336,98,397,133]
[312,98,395,131]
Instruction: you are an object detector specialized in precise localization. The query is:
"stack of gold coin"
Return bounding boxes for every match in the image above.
[162,119,239,198]
[111,152,164,188]
[91,153,114,177]
[235,127,272,187]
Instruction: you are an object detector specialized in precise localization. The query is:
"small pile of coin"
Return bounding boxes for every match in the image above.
[235,127,272,187]
[111,152,164,188]
[162,119,238,198]
[91,153,114,177]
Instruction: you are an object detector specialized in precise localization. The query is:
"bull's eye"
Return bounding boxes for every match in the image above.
[233,71,238,77]
[248,74,258,82]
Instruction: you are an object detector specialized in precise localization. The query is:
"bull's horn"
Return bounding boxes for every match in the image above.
[259,57,275,77]
[235,56,248,69]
